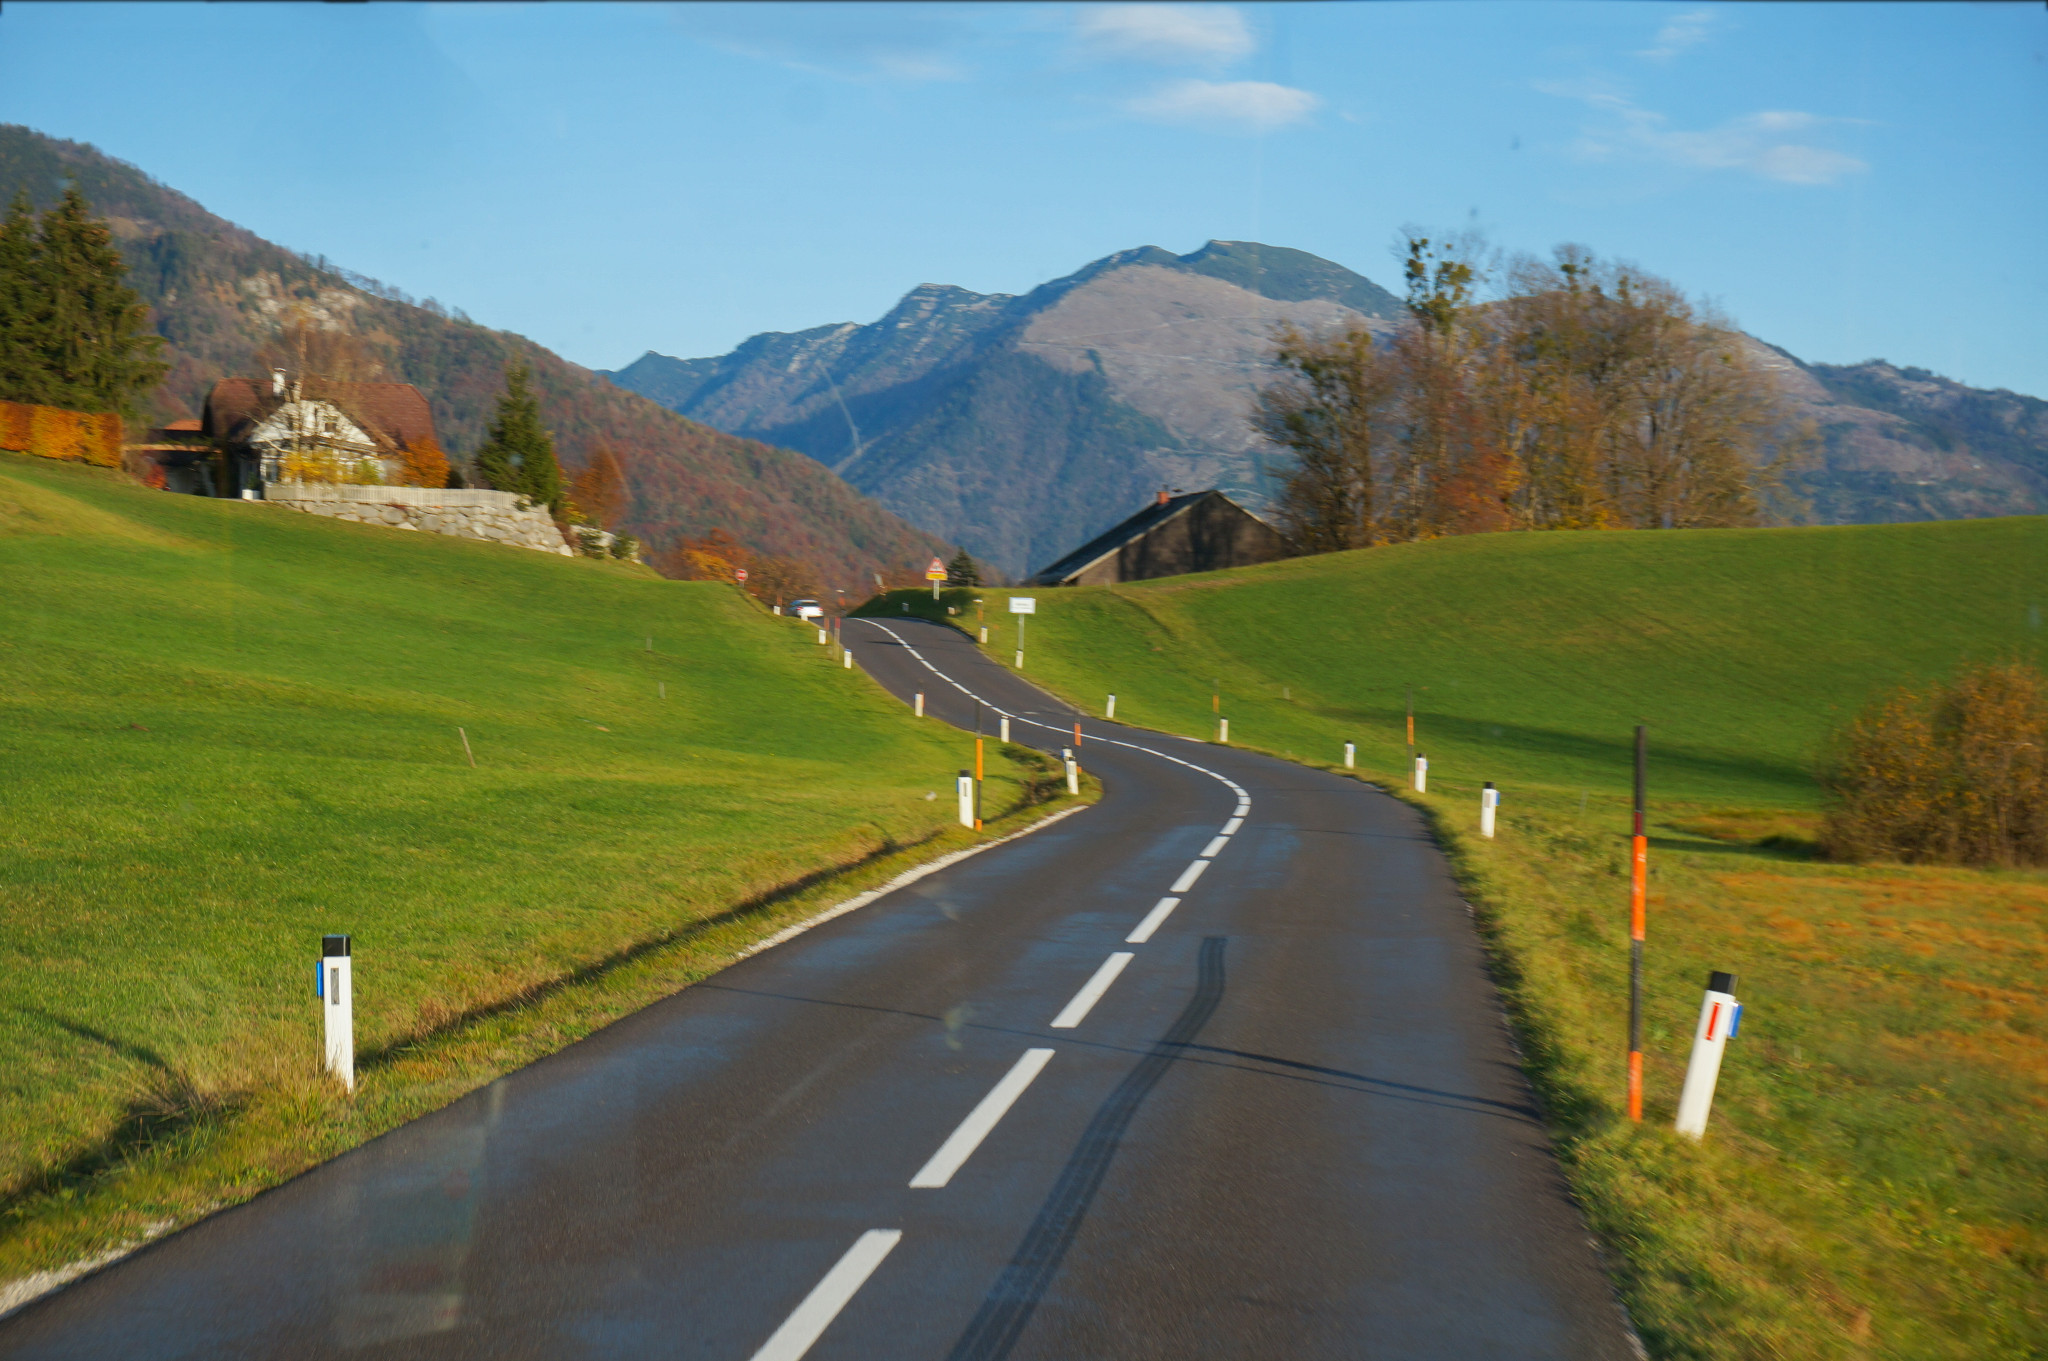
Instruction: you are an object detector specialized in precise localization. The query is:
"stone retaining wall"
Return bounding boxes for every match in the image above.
[261,483,573,556]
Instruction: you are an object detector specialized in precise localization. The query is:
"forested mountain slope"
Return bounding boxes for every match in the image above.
[0,125,947,585]
[613,245,2046,577]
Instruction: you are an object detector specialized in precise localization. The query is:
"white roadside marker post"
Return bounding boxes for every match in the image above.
[319,933,354,1093]
[980,625,989,644]
[1217,717,1229,744]
[915,692,925,718]
[842,648,852,669]
[817,627,828,645]
[1675,971,1742,1140]
[1344,742,1355,769]
[1481,782,1499,838]
[1106,694,1116,719]
[1413,752,1428,792]
[1063,748,1079,796]
[956,770,975,828]
[999,717,1010,743]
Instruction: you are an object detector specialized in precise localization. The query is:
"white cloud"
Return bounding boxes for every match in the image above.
[1637,9,1718,62]
[1538,82,1868,185]
[1126,78,1319,132]
[1076,5,1255,64]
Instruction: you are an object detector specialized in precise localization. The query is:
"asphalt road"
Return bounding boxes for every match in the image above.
[0,614,1639,1361]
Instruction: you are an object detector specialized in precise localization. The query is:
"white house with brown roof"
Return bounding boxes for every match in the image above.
[202,371,439,496]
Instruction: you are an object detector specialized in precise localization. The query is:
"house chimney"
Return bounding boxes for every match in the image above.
[271,368,286,396]
[1156,487,1169,506]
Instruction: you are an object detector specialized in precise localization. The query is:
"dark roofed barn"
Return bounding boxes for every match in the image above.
[1027,490,1290,587]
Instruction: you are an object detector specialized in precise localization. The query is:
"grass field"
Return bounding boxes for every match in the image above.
[871,520,2048,1359]
[0,454,1068,1286]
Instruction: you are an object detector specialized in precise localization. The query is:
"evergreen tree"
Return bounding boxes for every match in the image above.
[0,192,47,405]
[31,185,166,416]
[472,361,563,510]
[946,548,981,586]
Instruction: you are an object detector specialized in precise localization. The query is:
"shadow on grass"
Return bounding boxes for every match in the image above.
[1,1009,244,1225]
[354,826,947,1070]
[1334,710,1819,805]
[358,763,1069,1071]
[1647,832,1820,863]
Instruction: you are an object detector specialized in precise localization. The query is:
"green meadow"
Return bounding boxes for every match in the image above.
[0,454,1062,1282]
[873,519,2048,1360]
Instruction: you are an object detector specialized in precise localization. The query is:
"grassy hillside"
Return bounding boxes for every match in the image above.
[868,519,2048,1360]
[0,454,1059,1283]
[925,518,2048,807]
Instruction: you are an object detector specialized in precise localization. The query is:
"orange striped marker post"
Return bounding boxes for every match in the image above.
[1628,725,1648,1123]
[974,705,985,830]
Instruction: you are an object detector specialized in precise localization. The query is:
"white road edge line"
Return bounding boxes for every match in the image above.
[908,1048,1055,1188]
[1050,952,1135,1029]
[736,804,1090,964]
[1126,897,1181,945]
[748,1228,902,1361]
[1168,858,1211,894]
[1200,835,1230,857]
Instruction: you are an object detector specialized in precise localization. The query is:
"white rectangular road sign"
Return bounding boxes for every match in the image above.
[1009,597,1037,614]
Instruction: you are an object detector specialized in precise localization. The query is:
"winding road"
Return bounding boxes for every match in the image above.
[0,615,1638,1360]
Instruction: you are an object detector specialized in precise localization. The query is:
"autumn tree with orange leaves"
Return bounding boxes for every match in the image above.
[1256,237,1802,551]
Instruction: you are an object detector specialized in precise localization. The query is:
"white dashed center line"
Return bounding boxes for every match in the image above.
[1200,835,1230,858]
[747,1229,902,1361]
[909,1048,1055,1188]
[1050,952,1135,1029]
[1125,897,1181,945]
[1168,858,1211,894]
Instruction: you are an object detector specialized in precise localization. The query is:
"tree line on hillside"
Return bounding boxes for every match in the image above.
[1255,237,1809,551]
[0,186,166,418]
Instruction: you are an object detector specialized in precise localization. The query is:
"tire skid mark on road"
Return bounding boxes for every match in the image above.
[752,621,1246,1360]
[945,938,1230,1361]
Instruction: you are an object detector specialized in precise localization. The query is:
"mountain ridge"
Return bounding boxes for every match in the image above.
[607,240,1393,573]
[610,243,2046,577]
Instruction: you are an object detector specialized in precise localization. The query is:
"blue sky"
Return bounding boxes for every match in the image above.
[2,2,2042,394]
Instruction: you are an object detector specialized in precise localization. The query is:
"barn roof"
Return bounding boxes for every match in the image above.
[202,377,438,452]
[1027,490,1217,585]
